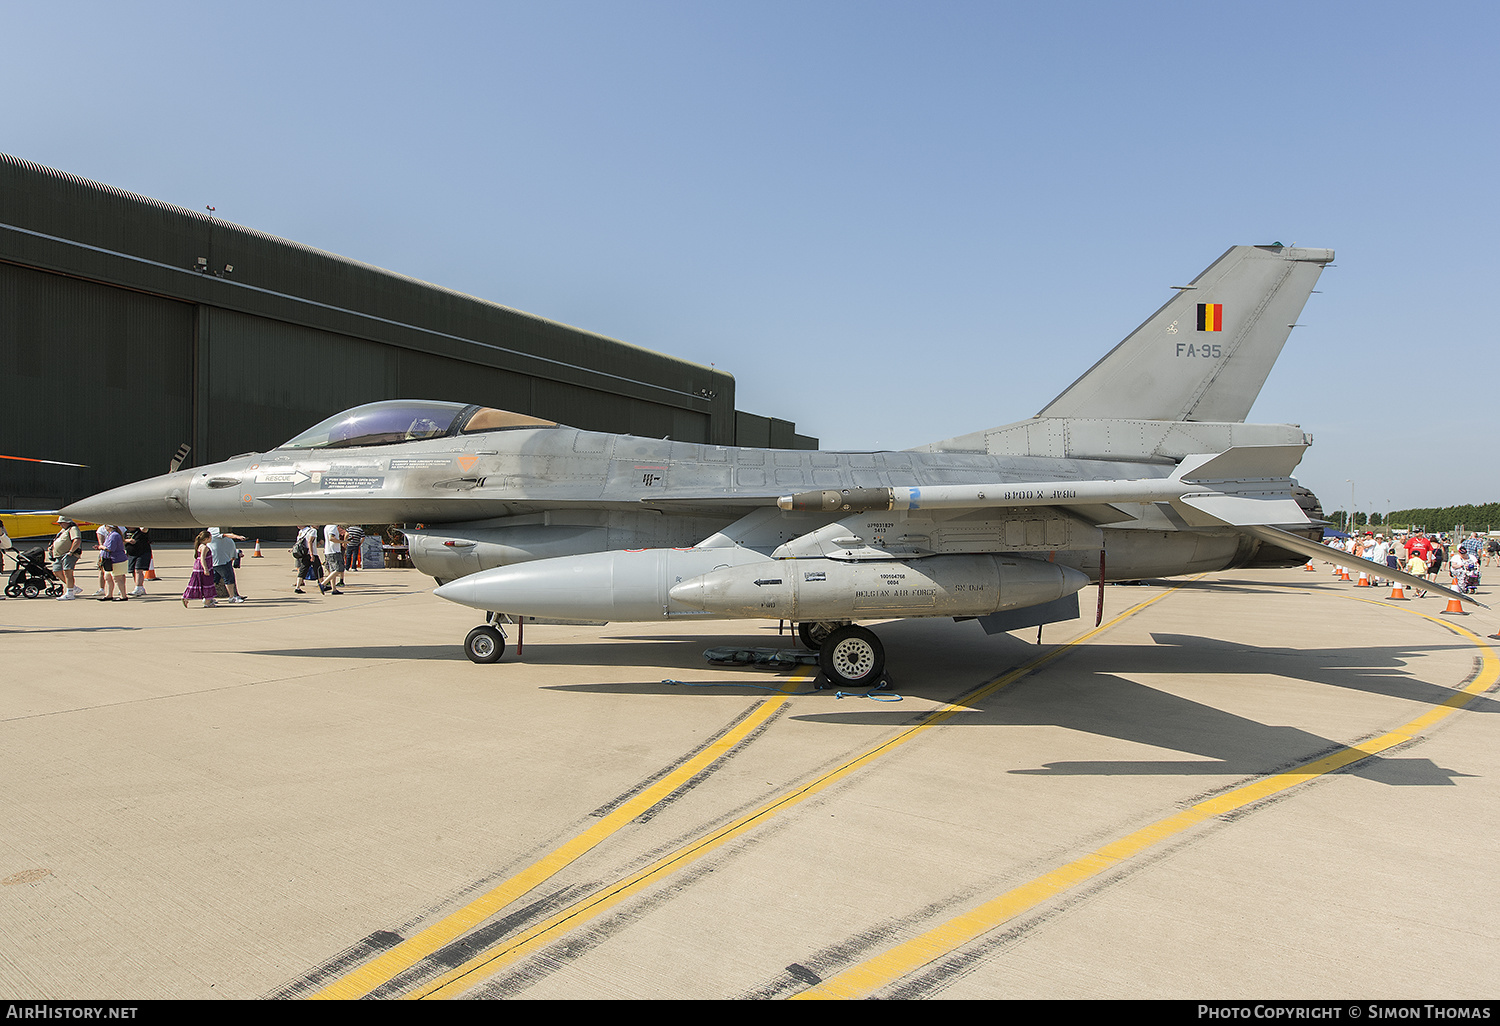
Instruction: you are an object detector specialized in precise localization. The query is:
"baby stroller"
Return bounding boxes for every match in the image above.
[1462,564,1482,595]
[5,547,64,598]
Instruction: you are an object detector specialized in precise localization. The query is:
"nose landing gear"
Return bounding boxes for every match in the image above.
[464,616,507,664]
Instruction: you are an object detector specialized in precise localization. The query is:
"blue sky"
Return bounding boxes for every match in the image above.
[4,1,1494,514]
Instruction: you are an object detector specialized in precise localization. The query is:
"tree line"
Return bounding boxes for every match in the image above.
[1326,504,1500,532]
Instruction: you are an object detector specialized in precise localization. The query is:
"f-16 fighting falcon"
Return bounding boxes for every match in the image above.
[62,244,1478,686]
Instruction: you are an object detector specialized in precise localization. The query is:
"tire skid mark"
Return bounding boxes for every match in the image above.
[412,589,1191,998]
[462,844,746,998]
[792,598,1499,999]
[631,700,790,824]
[740,888,992,1000]
[368,883,598,999]
[270,929,405,999]
[376,704,794,996]
[308,691,792,999]
[589,700,767,818]
[466,775,858,1000]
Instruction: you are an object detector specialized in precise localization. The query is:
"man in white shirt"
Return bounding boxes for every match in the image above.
[323,524,346,592]
[1370,536,1389,585]
[51,518,83,599]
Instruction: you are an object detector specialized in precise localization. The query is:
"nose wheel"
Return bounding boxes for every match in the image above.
[464,623,507,663]
[817,624,886,689]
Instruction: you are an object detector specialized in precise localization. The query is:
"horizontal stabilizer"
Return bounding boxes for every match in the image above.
[1178,444,1308,483]
[1236,524,1485,609]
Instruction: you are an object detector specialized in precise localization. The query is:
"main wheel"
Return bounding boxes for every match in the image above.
[21,581,41,599]
[819,625,885,689]
[3,583,19,598]
[464,624,506,664]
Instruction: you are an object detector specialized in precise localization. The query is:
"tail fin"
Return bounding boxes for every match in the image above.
[1036,245,1333,423]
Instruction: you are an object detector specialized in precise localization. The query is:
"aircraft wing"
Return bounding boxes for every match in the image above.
[0,454,88,468]
[776,445,1310,527]
[767,445,1490,609]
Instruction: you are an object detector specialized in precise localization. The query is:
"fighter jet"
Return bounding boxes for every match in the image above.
[62,244,1475,686]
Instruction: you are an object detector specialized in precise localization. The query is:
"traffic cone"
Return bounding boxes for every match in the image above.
[1442,597,1466,615]
[252,539,263,558]
[144,558,157,581]
[1304,561,1316,572]
[1388,583,1406,600]
[1356,571,1370,586]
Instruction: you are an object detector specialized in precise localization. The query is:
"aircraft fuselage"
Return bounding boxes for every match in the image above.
[64,422,1311,588]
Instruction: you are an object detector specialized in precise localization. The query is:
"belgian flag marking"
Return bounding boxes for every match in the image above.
[1197,303,1223,332]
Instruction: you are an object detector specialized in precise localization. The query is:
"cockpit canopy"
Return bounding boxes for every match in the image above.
[278,400,556,451]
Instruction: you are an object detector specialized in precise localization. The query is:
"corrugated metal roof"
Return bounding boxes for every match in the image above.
[0,151,714,374]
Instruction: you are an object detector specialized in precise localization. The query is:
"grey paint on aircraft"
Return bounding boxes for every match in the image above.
[62,245,1479,681]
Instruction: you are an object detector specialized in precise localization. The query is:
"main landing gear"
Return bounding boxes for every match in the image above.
[797,620,887,690]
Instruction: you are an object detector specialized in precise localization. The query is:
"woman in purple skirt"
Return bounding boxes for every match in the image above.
[182,530,218,607]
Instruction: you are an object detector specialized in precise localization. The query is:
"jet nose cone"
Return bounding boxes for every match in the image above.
[61,470,201,528]
[432,577,483,609]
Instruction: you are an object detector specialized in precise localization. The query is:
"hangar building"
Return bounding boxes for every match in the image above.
[0,153,815,514]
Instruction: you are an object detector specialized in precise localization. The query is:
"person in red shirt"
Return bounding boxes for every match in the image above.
[1406,532,1433,563]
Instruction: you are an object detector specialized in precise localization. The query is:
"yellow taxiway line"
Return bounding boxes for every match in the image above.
[313,689,792,999]
[406,585,1189,998]
[795,607,1498,999]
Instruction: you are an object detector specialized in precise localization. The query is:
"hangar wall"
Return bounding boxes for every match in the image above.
[0,153,816,512]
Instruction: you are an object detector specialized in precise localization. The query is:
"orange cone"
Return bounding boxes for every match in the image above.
[144,559,157,581]
[1356,571,1370,587]
[1442,597,1466,614]
[252,539,263,558]
[1304,561,1316,572]
[1388,583,1406,600]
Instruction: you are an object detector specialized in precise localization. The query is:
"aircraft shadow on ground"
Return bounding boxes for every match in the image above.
[238,618,1493,785]
[1157,578,1340,598]
[244,587,411,599]
[247,643,467,660]
[785,628,1494,786]
[242,634,812,667]
[0,624,141,634]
